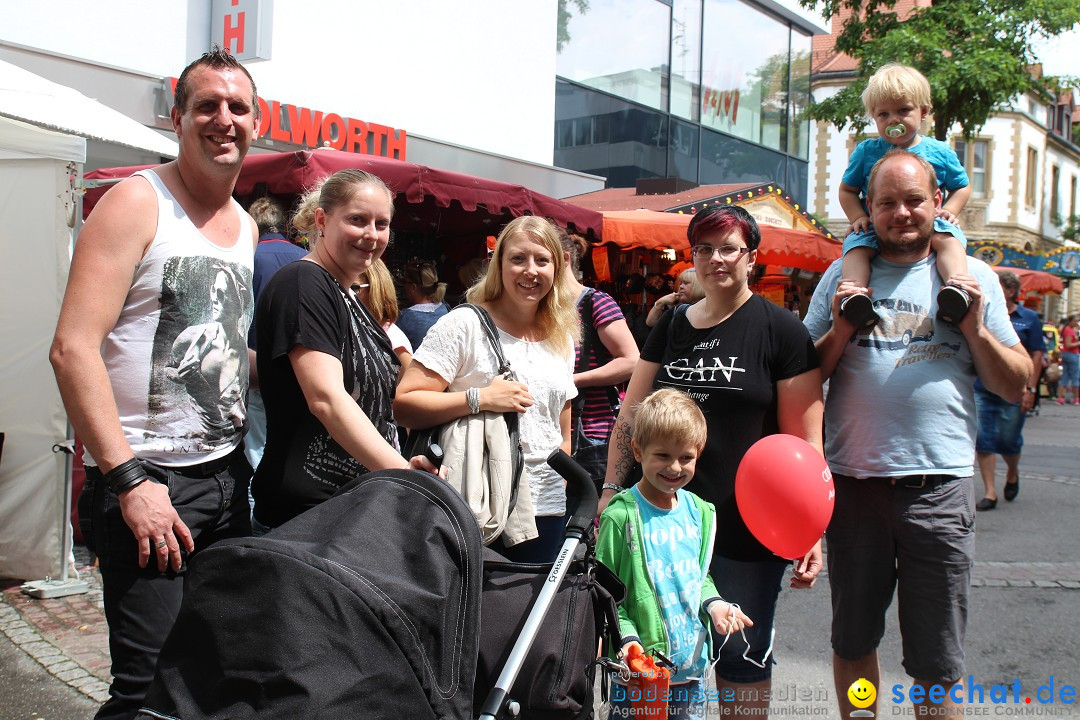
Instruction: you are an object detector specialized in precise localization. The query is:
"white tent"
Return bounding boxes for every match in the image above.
[0,60,177,581]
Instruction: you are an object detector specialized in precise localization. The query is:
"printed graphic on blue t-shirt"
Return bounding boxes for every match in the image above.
[631,486,707,683]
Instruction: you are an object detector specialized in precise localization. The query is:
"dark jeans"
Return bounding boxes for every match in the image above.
[79,448,252,720]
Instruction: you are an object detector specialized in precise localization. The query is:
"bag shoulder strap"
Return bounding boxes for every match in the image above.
[458,303,513,377]
[575,289,598,375]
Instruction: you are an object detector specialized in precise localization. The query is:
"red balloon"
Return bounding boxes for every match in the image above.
[735,434,834,560]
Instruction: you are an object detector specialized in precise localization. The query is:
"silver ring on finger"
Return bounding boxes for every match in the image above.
[155,538,168,550]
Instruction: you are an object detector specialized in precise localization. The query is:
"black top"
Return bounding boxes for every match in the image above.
[252,260,401,528]
[641,294,820,561]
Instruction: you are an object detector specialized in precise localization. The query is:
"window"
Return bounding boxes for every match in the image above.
[1051,164,1060,223]
[670,0,702,121]
[1025,147,1038,210]
[954,138,989,197]
[1071,175,1077,221]
[556,0,671,112]
[700,0,791,153]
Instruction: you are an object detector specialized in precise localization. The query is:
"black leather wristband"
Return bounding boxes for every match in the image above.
[104,458,147,494]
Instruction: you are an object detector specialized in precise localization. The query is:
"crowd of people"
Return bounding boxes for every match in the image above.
[51,49,1041,720]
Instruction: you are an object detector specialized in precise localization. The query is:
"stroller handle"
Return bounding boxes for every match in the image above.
[546,449,598,539]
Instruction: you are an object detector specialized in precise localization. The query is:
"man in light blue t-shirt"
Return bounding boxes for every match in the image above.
[805,150,1030,718]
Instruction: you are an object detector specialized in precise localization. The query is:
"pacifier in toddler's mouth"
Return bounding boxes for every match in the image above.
[886,123,907,138]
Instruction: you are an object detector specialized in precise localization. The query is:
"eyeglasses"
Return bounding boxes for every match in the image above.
[692,244,752,261]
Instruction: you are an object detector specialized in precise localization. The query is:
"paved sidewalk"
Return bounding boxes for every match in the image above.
[0,546,110,706]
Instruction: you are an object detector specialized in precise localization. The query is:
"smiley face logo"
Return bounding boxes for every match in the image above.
[847,678,876,709]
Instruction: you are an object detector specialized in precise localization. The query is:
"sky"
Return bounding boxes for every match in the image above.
[1033,27,1080,78]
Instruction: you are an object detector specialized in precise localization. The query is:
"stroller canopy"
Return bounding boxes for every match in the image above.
[142,469,483,720]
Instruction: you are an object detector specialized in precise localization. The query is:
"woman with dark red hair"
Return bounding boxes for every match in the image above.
[599,204,824,714]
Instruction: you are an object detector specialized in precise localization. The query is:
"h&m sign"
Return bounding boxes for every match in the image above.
[211,0,273,62]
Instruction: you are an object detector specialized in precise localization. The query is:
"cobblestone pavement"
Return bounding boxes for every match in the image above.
[0,546,110,705]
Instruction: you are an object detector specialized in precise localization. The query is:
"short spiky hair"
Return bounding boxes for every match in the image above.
[632,388,707,454]
[861,62,932,115]
[174,45,259,118]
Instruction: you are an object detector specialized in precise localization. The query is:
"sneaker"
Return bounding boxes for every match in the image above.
[839,293,880,328]
[1057,398,1066,405]
[936,285,971,324]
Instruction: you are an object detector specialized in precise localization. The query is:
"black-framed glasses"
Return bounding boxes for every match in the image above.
[691,244,752,261]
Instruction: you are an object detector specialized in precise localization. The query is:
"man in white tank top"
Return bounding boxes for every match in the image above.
[50,48,259,720]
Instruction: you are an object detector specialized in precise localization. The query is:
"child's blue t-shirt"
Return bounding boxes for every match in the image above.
[631,485,708,683]
[842,135,969,208]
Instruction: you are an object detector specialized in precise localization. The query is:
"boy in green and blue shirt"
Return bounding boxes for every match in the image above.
[598,388,752,718]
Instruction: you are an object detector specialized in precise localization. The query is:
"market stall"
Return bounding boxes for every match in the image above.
[589,209,841,314]
[85,149,603,239]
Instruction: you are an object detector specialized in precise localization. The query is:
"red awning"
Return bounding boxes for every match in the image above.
[83,150,603,238]
[1001,267,1065,295]
[600,210,841,273]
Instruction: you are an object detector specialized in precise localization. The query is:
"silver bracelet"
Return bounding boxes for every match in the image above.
[602,482,623,493]
[466,387,481,415]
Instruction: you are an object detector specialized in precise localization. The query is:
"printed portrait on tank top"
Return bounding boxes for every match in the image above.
[147,256,253,450]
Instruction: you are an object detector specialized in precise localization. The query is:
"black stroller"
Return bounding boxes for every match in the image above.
[139,451,622,719]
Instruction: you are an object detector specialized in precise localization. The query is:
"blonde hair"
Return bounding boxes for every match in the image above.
[291,188,320,245]
[358,259,399,326]
[403,260,447,304]
[633,388,707,453]
[249,196,285,235]
[678,268,705,303]
[466,216,581,358]
[861,62,932,115]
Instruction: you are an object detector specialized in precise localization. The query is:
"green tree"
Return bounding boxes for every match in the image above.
[1063,214,1080,242]
[799,0,1080,139]
[557,0,590,53]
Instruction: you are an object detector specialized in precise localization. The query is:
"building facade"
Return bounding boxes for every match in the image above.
[553,0,826,204]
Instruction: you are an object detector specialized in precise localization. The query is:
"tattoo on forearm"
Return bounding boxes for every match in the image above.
[612,418,634,483]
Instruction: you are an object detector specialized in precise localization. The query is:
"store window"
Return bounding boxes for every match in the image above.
[1025,146,1038,210]
[670,0,702,122]
[700,0,790,153]
[668,119,700,183]
[953,138,989,197]
[556,0,671,112]
[555,80,670,186]
[788,30,811,159]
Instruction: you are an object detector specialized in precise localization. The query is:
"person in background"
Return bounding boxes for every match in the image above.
[395,216,580,563]
[598,388,752,719]
[251,169,434,533]
[601,204,824,716]
[558,230,638,485]
[805,150,1028,717]
[1058,315,1079,405]
[50,48,258,719]
[357,259,413,374]
[645,267,705,327]
[974,270,1045,510]
[246,196,307,475]
[397,259,449,350]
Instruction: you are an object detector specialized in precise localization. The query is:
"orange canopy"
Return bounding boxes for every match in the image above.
[600,210,841,274]
[1002,267,1065,295]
